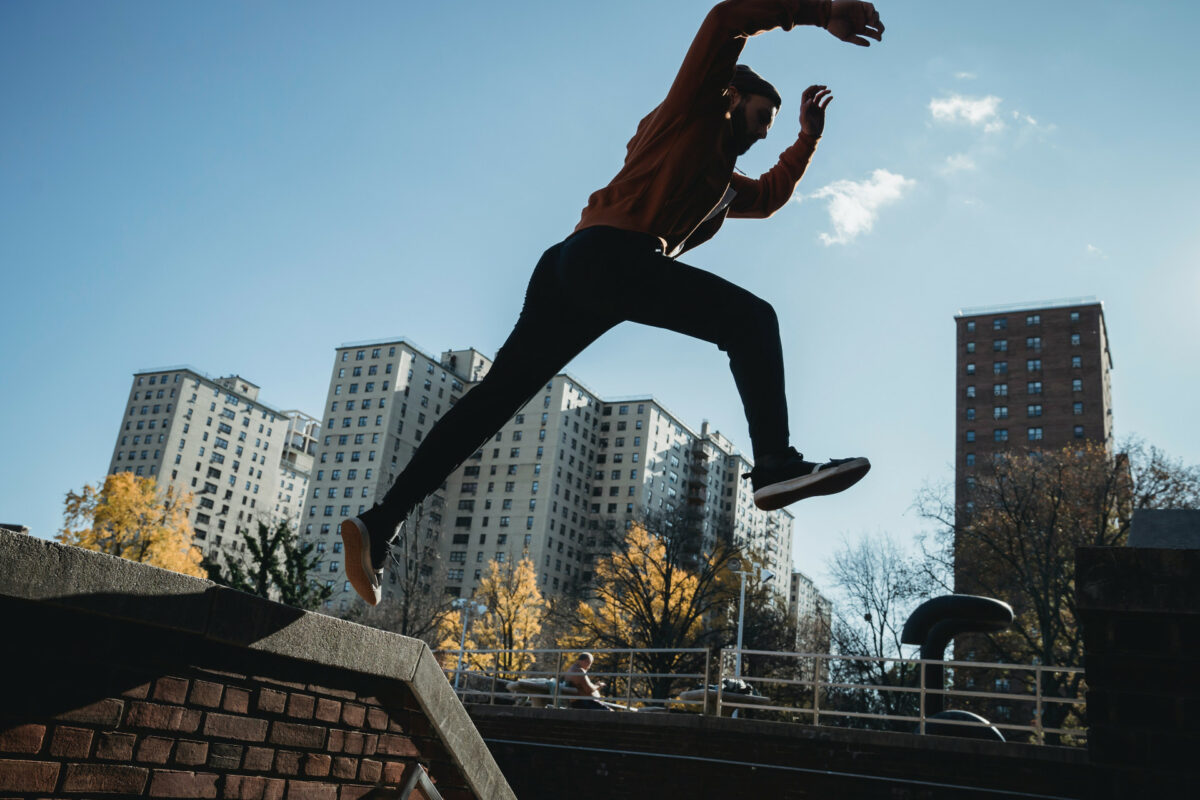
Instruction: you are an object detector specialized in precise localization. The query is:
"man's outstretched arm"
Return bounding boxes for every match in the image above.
[662,1,884,114]
[729,83,834,218]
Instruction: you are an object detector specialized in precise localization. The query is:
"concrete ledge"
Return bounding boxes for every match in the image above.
[0,530,515,800]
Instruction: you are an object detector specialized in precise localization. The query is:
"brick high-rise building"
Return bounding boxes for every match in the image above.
[954,298,1113,520]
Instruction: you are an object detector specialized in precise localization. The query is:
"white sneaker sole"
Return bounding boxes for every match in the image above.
[753,457,871,511]
[339,517,382,606]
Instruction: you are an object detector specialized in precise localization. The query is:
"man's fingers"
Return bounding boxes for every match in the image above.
[818,94,833,110]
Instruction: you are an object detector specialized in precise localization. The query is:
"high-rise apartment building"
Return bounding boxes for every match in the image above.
[954,298,1113,519]
[788,569,832,651]
[108,368,317,564]
[300,338,797,613]
[275,410,320,525]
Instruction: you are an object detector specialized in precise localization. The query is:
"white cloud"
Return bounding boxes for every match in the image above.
[1085,244,1107,259]
[930,94,1005,132]
[954,71,977,80]
[807,169,915,246]
[940,153,977,174]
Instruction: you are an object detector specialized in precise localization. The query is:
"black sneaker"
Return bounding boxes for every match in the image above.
[743,448,870,510]
[339,516,401,606]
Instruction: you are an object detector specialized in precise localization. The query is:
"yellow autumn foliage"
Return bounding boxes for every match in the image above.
[58,473,205,578]
[438,557,545,677]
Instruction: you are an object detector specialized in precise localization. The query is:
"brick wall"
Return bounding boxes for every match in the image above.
[0,530,514,800]
[1077,546,1200,798]
[0,596,468,800]
[469,705,1092,799]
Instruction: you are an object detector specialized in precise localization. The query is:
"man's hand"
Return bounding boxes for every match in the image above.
[826,0,884,47]
[800,85,833,138]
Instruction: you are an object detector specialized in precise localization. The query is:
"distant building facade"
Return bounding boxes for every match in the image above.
[789,569,832,652]
[299,338,797,613]
[108,368,317,565]
[954,298,1113,521]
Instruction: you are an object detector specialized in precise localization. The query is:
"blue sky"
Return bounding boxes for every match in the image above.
[3,1,1198,594]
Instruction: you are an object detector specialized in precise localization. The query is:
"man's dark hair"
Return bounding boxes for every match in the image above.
[731,64,782,108]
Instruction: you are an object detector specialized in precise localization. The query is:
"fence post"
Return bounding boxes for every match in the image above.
[715,649,725,717]
[812,655,821,726]
[551,651,563,708]
[625,651,634,708]
[703,649,711,716]
[1035,666,1043,745]
[918,660,926,735]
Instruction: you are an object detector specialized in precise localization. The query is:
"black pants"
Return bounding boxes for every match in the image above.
[367,226,790,530]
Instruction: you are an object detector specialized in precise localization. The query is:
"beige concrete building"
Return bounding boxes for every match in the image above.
[789,569,833,651]
[276,410,320,525]
[299,339,483,610]
[107,368,312,566]
[301,338,799,611]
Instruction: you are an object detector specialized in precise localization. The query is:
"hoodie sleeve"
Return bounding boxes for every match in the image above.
[727,131,819,218]
[661,0,833,113]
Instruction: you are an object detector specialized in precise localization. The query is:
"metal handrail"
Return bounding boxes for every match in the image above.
[443,644,1086,745]
[719,648,1086,744]
[446,646,712,711]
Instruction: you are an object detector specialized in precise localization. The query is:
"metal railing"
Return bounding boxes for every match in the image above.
[448,647,711,711]
[446,645,1086,746]
[716,649,1086,744]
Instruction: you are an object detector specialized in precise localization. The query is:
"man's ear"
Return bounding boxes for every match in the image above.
[725,85,741,118]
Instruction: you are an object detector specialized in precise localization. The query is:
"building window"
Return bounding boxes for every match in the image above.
[966,430,976,443]
[965,453,975,466]
[993,384,1008,397]
[994,429,1009,443]
[1071,333,1081,346]
[966,342,976,353]
[993,406,1008,420]
[966,363,976,375]
[1027,381,1043,395]
[1028,404,1043,417]
[1027,359,1042,372]
[966,321,976,333]
[966,408,976,421]
[993,318,1007,331]
[1074,425,1085,438]
[993,362,1007,375]
[1026,314,1041,326]
[1073,401,1084,415]
[1026,337,1042,351]
[1072,356,1082,368]
[1070,311,1080,322]
[993,340,1007,352]
[966,385,976,398]
[1028,427,1044,441]
[1073,379,1083,392]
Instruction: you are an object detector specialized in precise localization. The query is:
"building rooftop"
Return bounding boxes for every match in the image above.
[955,296,1101,318]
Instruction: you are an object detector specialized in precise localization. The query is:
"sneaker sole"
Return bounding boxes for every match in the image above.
[339,517,381,606]
[753,458,871,511]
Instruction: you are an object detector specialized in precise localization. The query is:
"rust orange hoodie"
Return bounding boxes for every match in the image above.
[575,0,833,256]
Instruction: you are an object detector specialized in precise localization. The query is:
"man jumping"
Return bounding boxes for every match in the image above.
[343,0,885,605]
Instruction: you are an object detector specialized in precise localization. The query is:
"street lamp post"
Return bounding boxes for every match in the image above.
[733,562,775,679]
[452,598,487,691]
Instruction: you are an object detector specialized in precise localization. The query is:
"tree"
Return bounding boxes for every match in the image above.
[202,520,332,611]
[917,439,1200,741]
[438,557,546,677]
[821,532,936,730]
[58,473,204,578]
[561,516,742,700]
